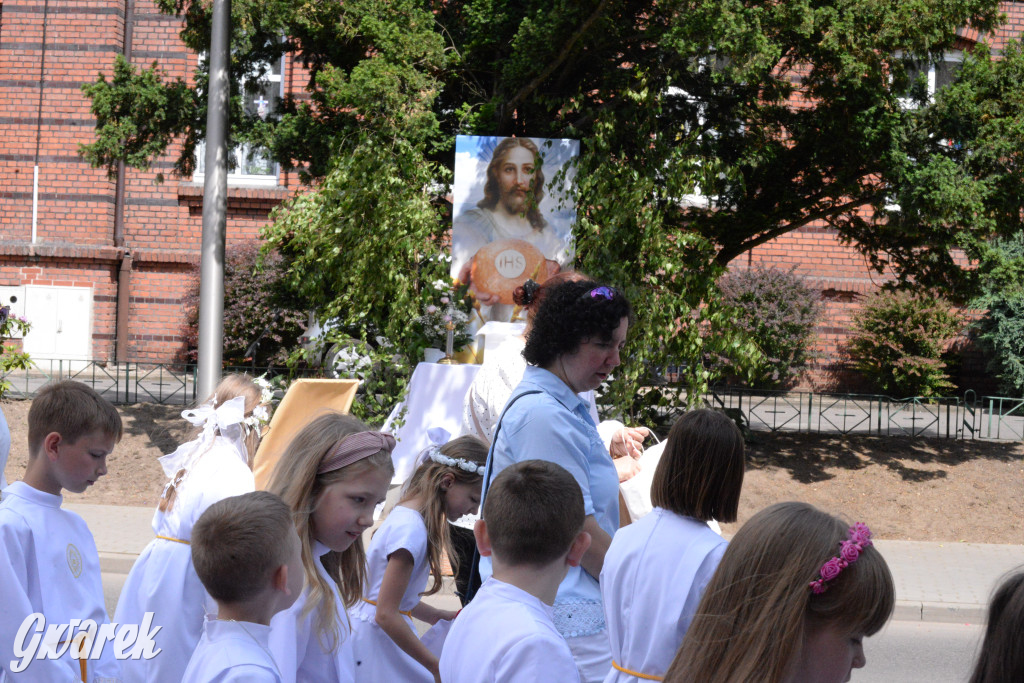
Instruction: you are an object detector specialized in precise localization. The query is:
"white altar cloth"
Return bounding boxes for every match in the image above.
[383,362,482,484]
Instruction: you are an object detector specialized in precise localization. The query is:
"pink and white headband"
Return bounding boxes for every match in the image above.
[808,522,873,594]
[318,431,396,474]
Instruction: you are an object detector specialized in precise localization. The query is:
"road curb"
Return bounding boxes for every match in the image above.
[99,552,139,576]
[894,599,986,625]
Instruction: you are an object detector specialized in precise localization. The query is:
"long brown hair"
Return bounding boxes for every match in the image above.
[968,570,1024,683]
[398,435,487,596]
[267,411,394,653]
[159,373,265,513]
[665,502,894,683]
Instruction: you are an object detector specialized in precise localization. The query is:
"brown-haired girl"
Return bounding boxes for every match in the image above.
[665,501,895,683]
[266,411,395,683]
[349,432,487,682]
[600,408,745,681]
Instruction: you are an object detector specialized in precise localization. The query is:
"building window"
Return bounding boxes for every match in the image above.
[194,53,283,186]
[898,52,962,107]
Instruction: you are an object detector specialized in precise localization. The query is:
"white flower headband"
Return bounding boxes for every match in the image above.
[417,427,486,476]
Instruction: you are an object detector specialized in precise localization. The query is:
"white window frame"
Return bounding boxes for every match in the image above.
[194,53,284,187]
[897,51,963,109]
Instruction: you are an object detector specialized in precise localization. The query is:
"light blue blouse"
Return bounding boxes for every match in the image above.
[478,365,619,636]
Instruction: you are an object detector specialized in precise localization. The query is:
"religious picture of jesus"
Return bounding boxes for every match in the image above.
[451,135,578,323]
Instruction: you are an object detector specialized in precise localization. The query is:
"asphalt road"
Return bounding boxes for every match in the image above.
[856,620,984,683]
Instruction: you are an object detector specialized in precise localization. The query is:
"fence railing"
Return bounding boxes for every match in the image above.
[0,360,315,406]
[3,361,1022,441]
[707,387,1024,441]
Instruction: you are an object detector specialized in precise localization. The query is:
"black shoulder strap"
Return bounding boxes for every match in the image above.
[462,389,541,604]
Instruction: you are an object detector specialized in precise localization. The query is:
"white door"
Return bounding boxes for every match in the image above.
[22,286,93,368]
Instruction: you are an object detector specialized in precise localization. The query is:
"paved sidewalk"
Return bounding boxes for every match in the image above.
[70,503,1024,625]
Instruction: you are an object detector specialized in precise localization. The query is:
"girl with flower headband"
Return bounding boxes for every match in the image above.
[266,411,395,683]
[664,502,895,683]
[348,429,488,683]
[115,373,273,683]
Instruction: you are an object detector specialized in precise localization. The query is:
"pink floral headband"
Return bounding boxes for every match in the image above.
[808,522,873,595]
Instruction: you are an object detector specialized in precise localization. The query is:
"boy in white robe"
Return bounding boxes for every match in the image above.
[0,380,123,682]
[182,491,303,683]
[440,460,591,683]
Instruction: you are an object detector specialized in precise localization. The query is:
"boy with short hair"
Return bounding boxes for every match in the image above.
[181,490,303,683]
[0,380,123,681]
[440,460,591,683]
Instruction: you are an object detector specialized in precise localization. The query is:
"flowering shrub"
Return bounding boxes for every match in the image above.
[182,242,307,366]
[717,266,823,389]
[0,307,33,399]
[846,290,963,397]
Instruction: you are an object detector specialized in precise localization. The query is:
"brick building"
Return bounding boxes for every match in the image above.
[1,1,1021,382]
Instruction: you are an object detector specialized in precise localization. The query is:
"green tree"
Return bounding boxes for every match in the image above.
[81,0,1022,421]
[970,234,1024,397]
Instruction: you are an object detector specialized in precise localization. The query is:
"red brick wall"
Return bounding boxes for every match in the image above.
[0,0,297,364]
[1,1,1021,372]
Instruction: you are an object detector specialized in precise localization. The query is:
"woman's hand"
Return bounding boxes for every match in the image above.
[609,426,650,460]
[614,455,642,482]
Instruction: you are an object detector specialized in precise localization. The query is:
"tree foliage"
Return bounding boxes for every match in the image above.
[846,291,963,398]
[970,234,1024,397]
[80,0,1024,420]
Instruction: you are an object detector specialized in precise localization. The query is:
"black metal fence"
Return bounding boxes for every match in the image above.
[3,361,1022,441]
[707,387,1024,441]
[0,359,317,406]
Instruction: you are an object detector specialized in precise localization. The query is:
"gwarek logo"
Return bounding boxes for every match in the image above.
[10,613,162,673]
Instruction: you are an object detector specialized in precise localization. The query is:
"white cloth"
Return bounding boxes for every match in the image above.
[0,405,10,491]
[182,618,282,683]
[440,578,581,683]
[600,508,728,682]
[114,435,255,683]
[349,506,436,682]
[0,481,121,682]
[268,542,355,683]
[383,363,482,486]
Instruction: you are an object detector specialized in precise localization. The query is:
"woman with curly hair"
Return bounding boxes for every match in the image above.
[474,277,633,683]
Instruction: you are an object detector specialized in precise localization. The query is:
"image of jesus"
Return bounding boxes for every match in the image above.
[452,137,575,320]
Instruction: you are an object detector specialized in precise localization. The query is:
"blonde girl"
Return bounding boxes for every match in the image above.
[115,373,272,683]
[664,501,895,683]
[266,412,395,683]
[349,433,488,683]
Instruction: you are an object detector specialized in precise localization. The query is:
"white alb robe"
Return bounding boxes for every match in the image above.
[599,508,727,682]
[0,481,121,682]
[268,542,356,683]
[440,577,581,683]
[114,435,255,683]
[181,618,282,683]
[349,505,438,683]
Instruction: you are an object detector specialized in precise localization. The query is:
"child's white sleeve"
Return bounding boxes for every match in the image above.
[0,514,80,682]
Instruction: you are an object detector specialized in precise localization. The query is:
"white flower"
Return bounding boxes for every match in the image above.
[254,375,275,405]
[440,296,450,305]
[432,279,448,290]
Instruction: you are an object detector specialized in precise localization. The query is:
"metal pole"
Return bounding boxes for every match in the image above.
[197,0,231,400]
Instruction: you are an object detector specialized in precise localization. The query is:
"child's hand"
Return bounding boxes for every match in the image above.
[438,608,460,622]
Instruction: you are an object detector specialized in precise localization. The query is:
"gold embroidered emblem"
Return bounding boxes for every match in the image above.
[67,543,83,578]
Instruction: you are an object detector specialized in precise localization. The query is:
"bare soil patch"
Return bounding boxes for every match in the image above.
[3,400,1022,543]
